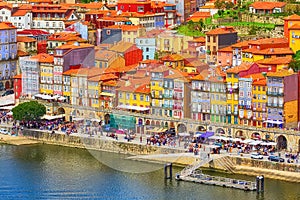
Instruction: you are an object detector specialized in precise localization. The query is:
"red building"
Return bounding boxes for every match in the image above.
[117,0,152,14]
[13,74,22,100]
[17,29,49,54]
[109,41,143,66]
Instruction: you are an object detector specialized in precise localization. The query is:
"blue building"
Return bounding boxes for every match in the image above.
[154,13,165,28]
[238,77,253,126]
[135,37,156,60]
[0,22,17,91]
[100,27,122,44]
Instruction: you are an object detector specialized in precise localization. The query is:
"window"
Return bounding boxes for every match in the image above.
[106,30,111,35]
[140,95,144,101]
[133,94,137,100]
[137,6,144,12]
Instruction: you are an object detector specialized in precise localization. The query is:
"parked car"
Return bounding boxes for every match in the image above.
[251,153,263,159]
[2,90,14,96]
[268,155,285,162]
[0,128,10,135]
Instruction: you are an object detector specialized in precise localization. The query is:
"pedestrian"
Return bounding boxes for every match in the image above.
[140,136,142,143]
[208,153,210,159]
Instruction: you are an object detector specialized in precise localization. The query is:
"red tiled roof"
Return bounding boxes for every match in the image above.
[254,47,294,55]
[63,69,80,76]
[249,37,288,45]
[267,69,295,77]
[256,56,292,65]
[17,29,49,35]
[17,50,29,57]
[226,62,252,74]
[17,36,36,43]
[284,14,300,21]
[13,74,22,79]
[206,26,236,35]
[106,24,142,31]
[161,54,184,61]
[0,22,16,30]
[218,46,232,52]
[31,53,53,63]
[289,23,300,30]
[250,1,286,9]
[12,9,29,16]
[135,83,150,94]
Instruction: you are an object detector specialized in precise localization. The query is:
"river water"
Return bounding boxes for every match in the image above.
[0,144,299,200]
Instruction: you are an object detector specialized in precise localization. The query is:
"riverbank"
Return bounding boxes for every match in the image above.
[0,134,39,145]
[0,125,300,183]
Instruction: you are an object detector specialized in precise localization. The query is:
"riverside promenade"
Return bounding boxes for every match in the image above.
[1,123,300,183]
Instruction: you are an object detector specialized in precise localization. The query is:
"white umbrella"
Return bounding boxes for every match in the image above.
[249,140,263,145]
[232,138,242,142]
[241,139,254,144]
[260,142,277,146]
[178,132,190,137]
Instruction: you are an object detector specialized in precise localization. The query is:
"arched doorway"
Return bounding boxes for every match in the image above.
[155,121,160,126]
[235,130,245,138]
[151,121,155,126]
[164,122,168,128]
[277,135,287,150]
[5,81,9,89]
[170,121,175,128]
[58,107,65,115]
[145,120,150,125]
[251,132,261,140]
[161,121,164,127]
[104,114,110,124]
[177,123,187,133]
[197,126,206,132]
[138,118,143,126]
[89,112,95,118]
[216,128,225,135]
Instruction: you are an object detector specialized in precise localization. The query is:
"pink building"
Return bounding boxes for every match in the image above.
[217,46,233,67]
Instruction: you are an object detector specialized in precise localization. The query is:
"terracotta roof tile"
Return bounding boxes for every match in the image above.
[63,69,80,76]
[254,47,294,55]
[256,56,292,65]
[161,54,184,61]
[31,53,53,63]
[289,23,300,30]
[13,74,22,79]
[206,26,236,35]
[135,83,150,94]
[0,22,16,30]
[17,36,36,43]
[106,24,142,31]
[191,36,206,43]
[284,14,300,21]
[102,80,117,86]
[250,1,286,9]
[17,50,29,57]
[267,69,295,77]
[12,9,29,16]
[226,62,252,74]
[218,46,232,52]
[191,73,205,81]
[109,41,136,53]
[249,37,288,45]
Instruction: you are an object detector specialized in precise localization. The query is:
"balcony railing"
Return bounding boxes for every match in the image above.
[267,91,284,96]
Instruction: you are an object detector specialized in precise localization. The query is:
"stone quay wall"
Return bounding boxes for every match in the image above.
[21,129,185,155]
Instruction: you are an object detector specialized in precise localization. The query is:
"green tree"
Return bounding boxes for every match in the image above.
[289,59,300,72]
[12,101,46,121]
[154,52,159,60]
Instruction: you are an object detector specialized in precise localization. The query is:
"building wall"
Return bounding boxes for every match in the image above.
[101,28,122,44]
[217,51,232,66]
[124,46,143,66]
[136,37,156,60]
[284,100,298,128]
[289,29,300,53]
[284,74,298,102]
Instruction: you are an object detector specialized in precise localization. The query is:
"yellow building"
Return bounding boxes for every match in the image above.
[226,63,252,124]
[156,30,192,53]
[243,74,267,128]
[209,70,227,123]
[33,54,54,95]
[256,56,293,72]
[161,54,184,70]
[117,78,151,111]
[62,69,79,103]
[289,24,300,53]
[88,76,101,109]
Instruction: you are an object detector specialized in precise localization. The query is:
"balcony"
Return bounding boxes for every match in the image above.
[227,111,232,115]
[267,91,284,96]
[163,94,173,98]
[267,103,278,107]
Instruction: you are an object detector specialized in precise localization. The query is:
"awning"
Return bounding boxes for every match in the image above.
[0,105,15,110]
[73,117,84,121]
[100,92,114,97]
[263,120,284,125]
[42,114,65,120]
[232,138,242,142]
[200,131,214,138]
[117,105,149,111]
[207,144,221,149]
[90,118,101,122]
[241,139,254,144]
[178,132,190,137]
[249,140,263,146]
[148,127,160,132]
[58,96,66,101]
[260,142,277,146]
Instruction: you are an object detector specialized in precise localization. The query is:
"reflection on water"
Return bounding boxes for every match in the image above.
[0,144,299,200]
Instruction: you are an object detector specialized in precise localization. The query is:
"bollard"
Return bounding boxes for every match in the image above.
[260,175,264,192]
[164,163,173,179]
[256,176,260,192]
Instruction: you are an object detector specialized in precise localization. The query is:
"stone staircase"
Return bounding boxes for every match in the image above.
[215,156,236,174]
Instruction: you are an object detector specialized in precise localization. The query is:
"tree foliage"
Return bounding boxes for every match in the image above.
[12,101,46,121]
